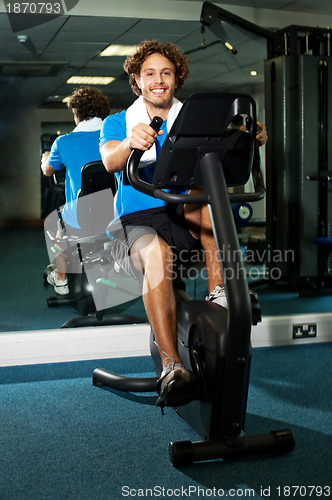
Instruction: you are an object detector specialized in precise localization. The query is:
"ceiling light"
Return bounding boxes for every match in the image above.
[17,35,28,43]
[100,44,137,57]
[66,76,116,85]
[224,41,237,54]
[250,70,258,76]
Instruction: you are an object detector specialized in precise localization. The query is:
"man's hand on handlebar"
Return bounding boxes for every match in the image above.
[128,122,164,151]
[240,120,268,148]
[255,121,268,148]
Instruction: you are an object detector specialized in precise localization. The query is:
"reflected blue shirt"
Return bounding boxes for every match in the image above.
[48,130,102,228]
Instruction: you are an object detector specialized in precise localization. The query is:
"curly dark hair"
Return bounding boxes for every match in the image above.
[67,86,110,122]
[123,40,190,96]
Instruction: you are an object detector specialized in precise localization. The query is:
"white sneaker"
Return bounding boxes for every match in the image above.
[46,270,69,295]
[157,361,192,396]
[205,284,228,308]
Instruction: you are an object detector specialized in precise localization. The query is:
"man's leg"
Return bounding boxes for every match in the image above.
[130,233,180,366]
[130,233,195,401]
[54,230,67,282]
[183,195,223,293]
[46,229,69,295]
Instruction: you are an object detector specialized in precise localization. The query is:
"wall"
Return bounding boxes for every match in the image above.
[0,88,73,226]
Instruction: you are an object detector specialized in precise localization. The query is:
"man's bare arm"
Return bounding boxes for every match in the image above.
[41,151,58,176]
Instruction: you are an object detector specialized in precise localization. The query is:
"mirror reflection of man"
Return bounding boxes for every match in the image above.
[41,86,110,295]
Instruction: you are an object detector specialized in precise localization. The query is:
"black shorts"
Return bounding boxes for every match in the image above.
[107,206,202,279]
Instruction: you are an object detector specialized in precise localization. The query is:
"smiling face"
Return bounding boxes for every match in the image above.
[135,53,178,118]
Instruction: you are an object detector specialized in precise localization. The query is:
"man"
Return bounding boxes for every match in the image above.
[100,40,267,403]
[41,86,110,295]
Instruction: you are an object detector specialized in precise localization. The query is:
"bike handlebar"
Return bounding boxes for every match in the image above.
[126,117,265,204]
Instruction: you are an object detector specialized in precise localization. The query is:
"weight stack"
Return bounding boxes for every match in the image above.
[265,53,332,289]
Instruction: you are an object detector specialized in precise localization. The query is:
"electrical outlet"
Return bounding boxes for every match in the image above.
[293,323,317,339]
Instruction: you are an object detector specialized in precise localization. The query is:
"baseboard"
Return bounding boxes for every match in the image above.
[0,324,151,367]
[251,312,332,347]
[0,313,331,367]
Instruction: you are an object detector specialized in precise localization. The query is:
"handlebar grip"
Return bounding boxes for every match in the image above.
[126,116,163,198]
[149,116,163,132]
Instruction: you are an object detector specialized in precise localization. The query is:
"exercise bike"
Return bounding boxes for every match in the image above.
[92,92,295,466]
